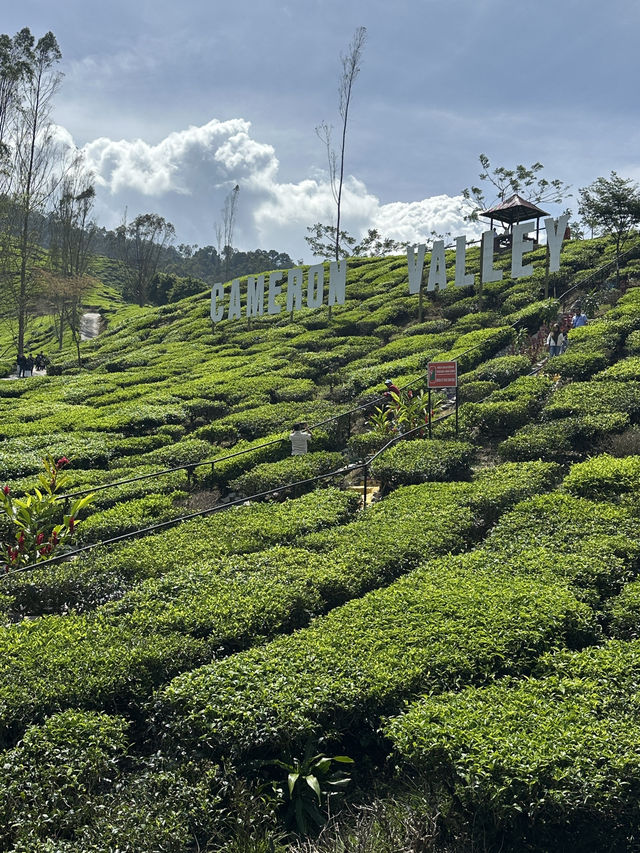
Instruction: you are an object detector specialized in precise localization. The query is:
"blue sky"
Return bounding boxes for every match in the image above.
[6,0,640,262]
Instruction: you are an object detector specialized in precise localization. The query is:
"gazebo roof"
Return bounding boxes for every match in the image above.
[480,193,549,225]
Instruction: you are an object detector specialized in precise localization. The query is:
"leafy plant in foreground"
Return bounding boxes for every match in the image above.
[267,744,354,835]
[0,456,94,572]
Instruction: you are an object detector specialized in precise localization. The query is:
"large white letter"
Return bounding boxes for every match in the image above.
[287,268,303,313]
[228,278,241,320]
[427,240,447,292]
[246,275,265,317]
[328,259,347,306]
[307,263,325,309]
[511,220,535,279]
[210,282,224,323]
[268,272,283,315]
[545,213,570,273]
[481,231,503,284]
[454,236,474,288]
[407,244,426,294]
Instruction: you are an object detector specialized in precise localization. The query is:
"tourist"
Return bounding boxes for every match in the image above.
[546,323,565,357]
[572,305,588,328]
[289,422,312,455]
[384,379,400,396]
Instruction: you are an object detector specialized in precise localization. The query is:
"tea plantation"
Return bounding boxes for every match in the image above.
[2,234,640,851]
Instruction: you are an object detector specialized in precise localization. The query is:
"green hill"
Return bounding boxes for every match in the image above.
[1,232,640,851]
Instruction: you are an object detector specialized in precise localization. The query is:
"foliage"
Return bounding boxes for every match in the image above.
[0,457,93,571]
[229,451,345,497]
[386,640,640,849]
[369,439,474,489]
[462,153,570,222]
[267,745,353,835]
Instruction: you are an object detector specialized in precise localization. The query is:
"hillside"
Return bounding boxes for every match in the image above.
[1,232,640,851]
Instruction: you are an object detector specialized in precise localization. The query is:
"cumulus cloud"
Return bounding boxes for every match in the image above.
[77,117,485,261]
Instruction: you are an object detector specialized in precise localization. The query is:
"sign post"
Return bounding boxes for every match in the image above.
[427,361,458,436]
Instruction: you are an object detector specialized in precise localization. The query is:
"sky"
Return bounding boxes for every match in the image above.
[5,0,640,263]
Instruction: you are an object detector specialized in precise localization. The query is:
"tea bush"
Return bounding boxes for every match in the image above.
[152,557,595,759]
[3,488,361,617]
[369,439,474,488]
[563,453,640,500]
[229,451,345,497]
[386,639,640,849]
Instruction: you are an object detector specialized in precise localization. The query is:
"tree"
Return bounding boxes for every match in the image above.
[316,26,367,263]
[462,153,570,224]
[1,30,64,357]
[115,213,176,305]
[0,29,33,182]
[214,184,239,282]
[578,171,640,285]
[305,223,407,260]
[305,223,356,260]
[49,153,96,278]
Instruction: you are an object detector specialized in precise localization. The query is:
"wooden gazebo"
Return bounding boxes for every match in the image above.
[480,193,549,248]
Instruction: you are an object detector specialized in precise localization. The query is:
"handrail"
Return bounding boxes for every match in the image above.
[5,461,364,574]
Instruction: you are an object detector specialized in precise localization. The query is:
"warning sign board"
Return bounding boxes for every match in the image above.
[427,360,457,388]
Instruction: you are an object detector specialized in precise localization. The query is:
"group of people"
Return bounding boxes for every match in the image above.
[546,305,588,357]
[17,352,48,377]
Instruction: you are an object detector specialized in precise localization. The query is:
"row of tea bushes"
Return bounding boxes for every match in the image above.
[229,451,346,497]
[3,488,361,618]
[152,556,595,760]
[498,413,630,462]
[368,439,474,489]
[460,374,552,438]
[0,482,480,744]
[0,709,228,852]
[385,639,640,850]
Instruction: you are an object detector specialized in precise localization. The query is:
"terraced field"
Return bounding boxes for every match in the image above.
[2,234,640,851]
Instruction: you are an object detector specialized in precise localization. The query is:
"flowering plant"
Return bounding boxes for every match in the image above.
[0,456,94,573]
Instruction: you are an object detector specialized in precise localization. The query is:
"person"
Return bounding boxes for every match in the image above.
[26,354,34,376]
[16,353,25,378]
[384,379,400,396]
[572,305,588,328]
[546,323,565,357]
[289,422,311,455]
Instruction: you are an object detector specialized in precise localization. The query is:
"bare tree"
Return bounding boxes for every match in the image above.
[214,183,239,281]
[316,26,367,263]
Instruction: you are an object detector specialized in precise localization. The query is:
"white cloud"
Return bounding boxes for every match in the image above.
[77,118,488,262]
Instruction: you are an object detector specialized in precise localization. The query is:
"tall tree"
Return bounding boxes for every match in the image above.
[578,171,640,285]
[2,30,63,356]
[115,212,176,306]
[214,183,239,282]
[0,29,33,182]
[48,152,96,353]
[316,26,367,262]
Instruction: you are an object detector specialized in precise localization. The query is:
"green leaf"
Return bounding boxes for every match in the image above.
[305,773,321,802]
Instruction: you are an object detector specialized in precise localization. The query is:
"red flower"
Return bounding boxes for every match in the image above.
[56,457,69,468]
[2,485,9,496]
[68,517,75,532]
[17,533,24,550]
[36,532,45,545]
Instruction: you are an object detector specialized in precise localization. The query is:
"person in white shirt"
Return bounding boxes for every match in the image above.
[289,422,311,455]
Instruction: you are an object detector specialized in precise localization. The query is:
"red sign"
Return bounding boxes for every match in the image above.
[427,360,457,388]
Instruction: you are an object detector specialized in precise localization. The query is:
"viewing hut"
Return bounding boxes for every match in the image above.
[480,193,549,250]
